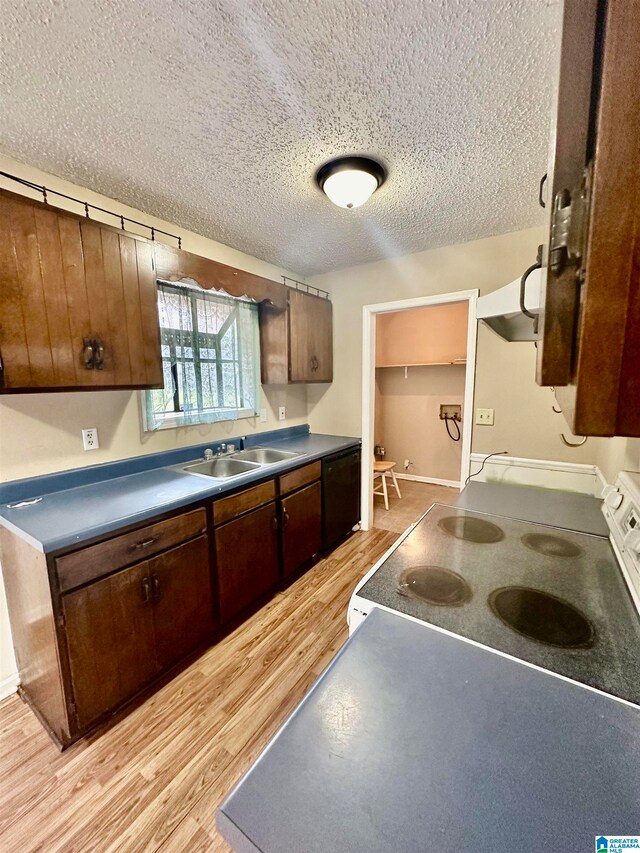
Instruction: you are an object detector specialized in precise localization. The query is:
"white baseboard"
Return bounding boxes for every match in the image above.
[395,472,461,489]
[468,453,601,496]
[0,671,19,701]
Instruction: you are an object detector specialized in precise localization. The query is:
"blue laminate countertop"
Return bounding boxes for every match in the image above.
[217,608,640,853]
[0,428,360,553]
[455,480,609,537]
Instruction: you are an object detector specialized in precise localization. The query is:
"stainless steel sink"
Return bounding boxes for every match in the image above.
[182,458,261,479]
[231,447,304,464]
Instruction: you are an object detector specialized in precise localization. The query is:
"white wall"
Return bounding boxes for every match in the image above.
[307,227,599,468]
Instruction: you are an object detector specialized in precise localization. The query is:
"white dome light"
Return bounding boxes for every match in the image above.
[316,157,386,210]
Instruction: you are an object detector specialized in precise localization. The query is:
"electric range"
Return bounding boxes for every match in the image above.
[348,485,640,707]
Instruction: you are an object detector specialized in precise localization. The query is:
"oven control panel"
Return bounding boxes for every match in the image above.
[602,472,640,611]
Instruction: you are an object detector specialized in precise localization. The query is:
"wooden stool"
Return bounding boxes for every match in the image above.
[373,461,402,511]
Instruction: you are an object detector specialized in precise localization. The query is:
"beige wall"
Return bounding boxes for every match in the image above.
[376,302,468,366]
[307,227,598,466]
[376,365,465,482]
[0,154,308,482]
[596,437,640,484]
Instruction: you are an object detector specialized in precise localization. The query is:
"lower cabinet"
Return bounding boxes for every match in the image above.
[215,502,280,624]
[281,481,322,577]
[63,534,213,729]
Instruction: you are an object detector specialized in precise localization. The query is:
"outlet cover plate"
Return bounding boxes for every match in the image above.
[278,406,286,421]
[82,428,99,451]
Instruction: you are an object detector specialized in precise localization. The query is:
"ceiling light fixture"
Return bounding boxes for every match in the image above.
[316,156,386,209]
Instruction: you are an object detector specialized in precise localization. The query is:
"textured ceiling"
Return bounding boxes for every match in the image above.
[0,0,558,276]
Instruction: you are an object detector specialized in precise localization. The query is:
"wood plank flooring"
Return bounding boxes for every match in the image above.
[0,527,397,853]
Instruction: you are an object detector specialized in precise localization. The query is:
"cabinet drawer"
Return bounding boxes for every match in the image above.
[56,508,207,592]
[279,461,321,496]
[213,480,276,526]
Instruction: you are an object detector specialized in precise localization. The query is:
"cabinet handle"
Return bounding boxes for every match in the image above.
[142,577,151,603]
[539,173,547,209]
[151,575,161,601]
[283,509,290,529]
[271,515,279,533]
[0,348,4,387]
[130,536,159,551]
[93,338,105,370]
[310,355,318,372]
[83,338,95,369]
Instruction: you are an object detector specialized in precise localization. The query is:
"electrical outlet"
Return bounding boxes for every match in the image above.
[475,408,495,426]
[259,408,268,423]
[82,427,99,451]
[278,406,286,421]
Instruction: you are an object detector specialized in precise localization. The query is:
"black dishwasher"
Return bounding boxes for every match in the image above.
[322,446,361,550]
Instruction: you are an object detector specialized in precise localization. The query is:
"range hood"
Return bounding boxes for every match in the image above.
[476,267,544,342]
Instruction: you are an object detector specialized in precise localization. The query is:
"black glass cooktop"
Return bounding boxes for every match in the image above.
[356,504,640,705]
[398,566,472,607]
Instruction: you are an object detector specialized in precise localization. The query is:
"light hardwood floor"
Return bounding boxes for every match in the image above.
[0,527,397,853]
[373,479,458,533]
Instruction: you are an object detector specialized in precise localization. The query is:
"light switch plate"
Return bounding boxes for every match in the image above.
[259,408,268,423]
[82,427,99,450]
[278,406,286,421]
[475,408,495,426]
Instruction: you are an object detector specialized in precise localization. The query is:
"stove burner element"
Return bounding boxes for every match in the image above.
[397,566,472,607]
[438,515,504,543]
[521,532,583,559]
[489,586,595,649]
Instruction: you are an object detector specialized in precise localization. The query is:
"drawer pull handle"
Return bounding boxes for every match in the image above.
[151,575,161,601]
[282,509,290,529]
[131,536,159,550]
[142,577,151,603]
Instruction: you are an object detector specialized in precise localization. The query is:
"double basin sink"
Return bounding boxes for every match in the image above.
[181,447,304,480]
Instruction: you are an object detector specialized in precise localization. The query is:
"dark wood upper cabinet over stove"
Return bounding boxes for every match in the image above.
[536,0,640,437]
[0,188,163,392]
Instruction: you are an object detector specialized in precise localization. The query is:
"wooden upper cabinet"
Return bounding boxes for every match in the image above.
[536,0,640,437]
[288,290,333,383]
[0,189,163,392]
[261,288,334,385]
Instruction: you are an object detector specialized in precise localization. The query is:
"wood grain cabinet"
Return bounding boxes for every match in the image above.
[261,289,333,384]
[0,507,212,747]
[536,0,640,436]
[213,482,280,624]
[288,290,333,383]
[281,481,322,578]
[0,188,163,391]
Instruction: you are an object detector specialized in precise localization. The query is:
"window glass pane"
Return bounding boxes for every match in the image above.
[144,283,260,430]
[221,322,236,360]
[200,363,219,409]
[222,363,239,407]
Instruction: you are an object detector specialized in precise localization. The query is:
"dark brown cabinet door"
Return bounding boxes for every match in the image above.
[288,290,333,383]
[537,0,640,436]
[149,535,214,670]
[281,481,322,577]
[215,502,280,624]
[62,561,157,729]
[0,188,163,392]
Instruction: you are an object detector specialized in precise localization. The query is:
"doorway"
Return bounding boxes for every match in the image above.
[361,290,478,531]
